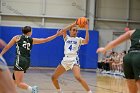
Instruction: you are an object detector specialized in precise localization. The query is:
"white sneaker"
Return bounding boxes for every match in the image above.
[32,86,38,93]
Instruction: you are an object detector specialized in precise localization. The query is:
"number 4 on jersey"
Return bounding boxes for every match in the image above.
[69,45,72,51]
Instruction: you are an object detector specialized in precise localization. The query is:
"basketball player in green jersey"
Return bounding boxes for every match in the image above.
[97,29,140,93]
[0,26,62,93]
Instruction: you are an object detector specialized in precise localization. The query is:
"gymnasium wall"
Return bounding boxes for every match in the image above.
[0,26,99,69]
[1,0,86,28]
[1,0,86,17]
[96,0,140,30]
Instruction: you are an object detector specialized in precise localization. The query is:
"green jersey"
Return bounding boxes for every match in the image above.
[130,29,140,51]
[16,35,33,57]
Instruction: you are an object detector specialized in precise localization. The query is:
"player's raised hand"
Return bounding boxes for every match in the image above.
[55,29,63,36]
[96,47,106,55]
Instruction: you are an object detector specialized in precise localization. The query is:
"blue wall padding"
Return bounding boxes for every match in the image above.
[0,26,99,69]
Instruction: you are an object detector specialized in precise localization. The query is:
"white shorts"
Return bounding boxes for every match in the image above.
[0,56,8,71]
[61,55,80,71]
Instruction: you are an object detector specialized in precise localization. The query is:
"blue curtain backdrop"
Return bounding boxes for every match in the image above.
[0,26,99,69]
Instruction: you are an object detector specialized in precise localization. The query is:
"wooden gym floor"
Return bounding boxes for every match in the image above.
[14,68,129,93]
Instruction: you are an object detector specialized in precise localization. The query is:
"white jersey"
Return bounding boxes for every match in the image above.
[64,35,84,55]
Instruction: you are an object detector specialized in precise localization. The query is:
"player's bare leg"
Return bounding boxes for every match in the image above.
[52,65,66,92]
[72,65,92,93]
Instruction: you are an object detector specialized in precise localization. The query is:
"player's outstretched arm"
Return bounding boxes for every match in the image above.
[0,36,17,56]
[96,30,133,54]
[33,29,63,44]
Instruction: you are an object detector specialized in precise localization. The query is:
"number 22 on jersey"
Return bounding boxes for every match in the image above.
[22,41,30,50]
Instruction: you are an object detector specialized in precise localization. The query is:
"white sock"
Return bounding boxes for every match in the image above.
[27,86,32,92]
[87,90,92,93]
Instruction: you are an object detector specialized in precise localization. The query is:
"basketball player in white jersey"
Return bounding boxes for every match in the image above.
[51,22,92,93]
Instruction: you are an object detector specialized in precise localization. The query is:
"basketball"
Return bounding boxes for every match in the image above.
[76,17,87,28]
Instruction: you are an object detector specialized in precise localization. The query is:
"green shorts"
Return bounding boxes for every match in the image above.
[14,55,30,73]
[123,52,140,80]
